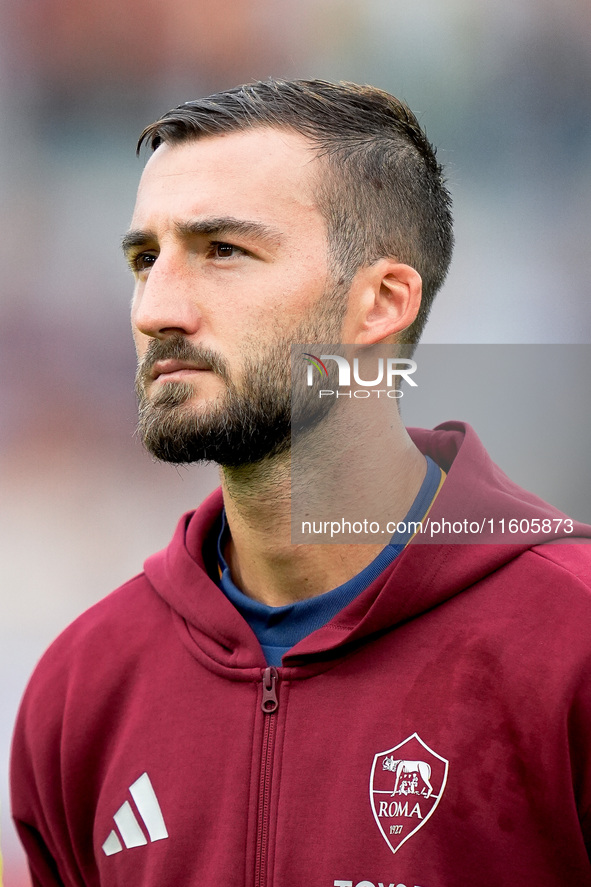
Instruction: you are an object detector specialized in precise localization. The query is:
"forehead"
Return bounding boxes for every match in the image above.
[131,127,324,234]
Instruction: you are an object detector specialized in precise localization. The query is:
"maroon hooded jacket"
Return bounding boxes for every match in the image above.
[11,423,591,887]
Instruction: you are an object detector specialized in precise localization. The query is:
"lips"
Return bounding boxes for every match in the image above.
[150,359,211,381]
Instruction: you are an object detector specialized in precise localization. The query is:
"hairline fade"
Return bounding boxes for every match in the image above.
[136,78,454,346]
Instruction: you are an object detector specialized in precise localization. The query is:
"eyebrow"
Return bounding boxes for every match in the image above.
[121,216,283,257]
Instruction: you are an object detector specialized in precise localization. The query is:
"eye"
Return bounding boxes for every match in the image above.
[209,241,245,259]
[130,252,157,273]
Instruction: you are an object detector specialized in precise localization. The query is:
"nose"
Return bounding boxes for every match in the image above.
[131,251,202,340]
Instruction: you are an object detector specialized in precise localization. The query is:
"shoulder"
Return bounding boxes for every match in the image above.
[511,541,591,618]
[530,540,591,586]
[35,572,164,671]
[483,543,591,676]
[491,542,591,620]
[14,572,168,741]
[11,573,161,820]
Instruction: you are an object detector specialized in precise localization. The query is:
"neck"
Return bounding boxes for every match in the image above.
[220,406,426,607]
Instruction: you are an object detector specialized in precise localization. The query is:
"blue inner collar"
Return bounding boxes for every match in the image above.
[217,455,443,664]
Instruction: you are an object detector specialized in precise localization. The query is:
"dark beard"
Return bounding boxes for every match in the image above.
[135,278,349,467]
[135,336,297,468]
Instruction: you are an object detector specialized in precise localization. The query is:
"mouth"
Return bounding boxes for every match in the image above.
[149,359,213,383]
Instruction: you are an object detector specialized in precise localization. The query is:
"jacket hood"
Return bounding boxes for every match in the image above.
[144,421,591,671]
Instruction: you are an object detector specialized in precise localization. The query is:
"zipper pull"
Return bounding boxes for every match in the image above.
[261,666,279,714]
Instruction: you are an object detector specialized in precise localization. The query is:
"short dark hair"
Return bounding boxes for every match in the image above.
[137,79,454,345]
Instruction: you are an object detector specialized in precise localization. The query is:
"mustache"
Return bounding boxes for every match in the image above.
[135,335,231,392]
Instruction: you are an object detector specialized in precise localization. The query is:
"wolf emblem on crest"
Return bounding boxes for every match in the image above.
[370,733,449,855]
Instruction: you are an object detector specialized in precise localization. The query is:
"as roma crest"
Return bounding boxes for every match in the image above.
[369,733,449,855]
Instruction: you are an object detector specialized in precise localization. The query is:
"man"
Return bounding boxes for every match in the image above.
[11,79,591,887]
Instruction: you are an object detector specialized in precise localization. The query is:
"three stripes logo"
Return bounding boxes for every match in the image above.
[102,772,168,856]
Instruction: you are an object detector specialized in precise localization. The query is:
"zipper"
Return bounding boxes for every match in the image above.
[254,666,279,887]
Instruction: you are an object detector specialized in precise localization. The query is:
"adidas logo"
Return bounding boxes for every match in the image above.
[102,772,168,856]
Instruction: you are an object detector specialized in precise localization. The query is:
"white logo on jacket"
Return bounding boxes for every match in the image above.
[369,733,448,855]
[102,772,168,856]
[333,880,428,887]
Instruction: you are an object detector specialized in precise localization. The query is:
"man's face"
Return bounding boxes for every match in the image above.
[126,128,348,466]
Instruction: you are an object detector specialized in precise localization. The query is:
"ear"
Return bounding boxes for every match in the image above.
[341,260,422,345]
